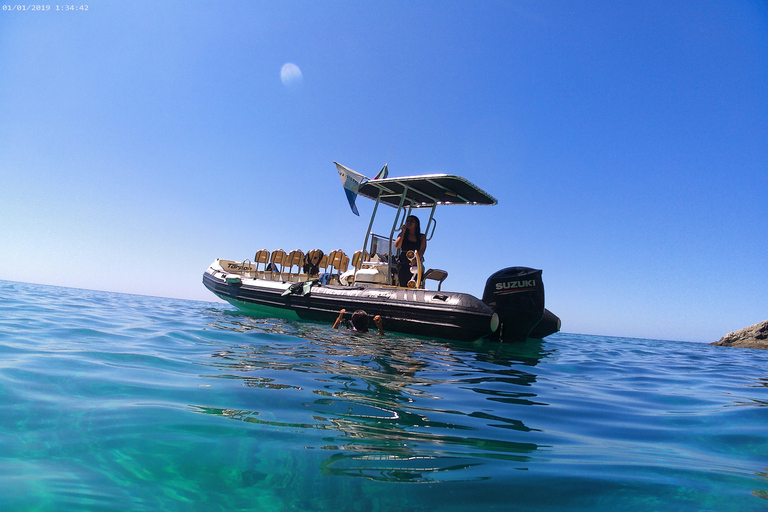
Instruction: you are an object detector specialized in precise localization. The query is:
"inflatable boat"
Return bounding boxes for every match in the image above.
[202,163,560,342]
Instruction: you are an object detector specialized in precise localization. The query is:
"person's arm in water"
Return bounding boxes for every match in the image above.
[333,309,346,329]
[373,315,384,336]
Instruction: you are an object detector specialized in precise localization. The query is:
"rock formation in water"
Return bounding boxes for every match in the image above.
[710,320,768,350]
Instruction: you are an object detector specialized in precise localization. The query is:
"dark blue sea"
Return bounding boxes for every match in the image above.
[1,280,766,511]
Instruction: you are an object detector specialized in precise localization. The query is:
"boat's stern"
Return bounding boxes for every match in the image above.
[482,267,558,342]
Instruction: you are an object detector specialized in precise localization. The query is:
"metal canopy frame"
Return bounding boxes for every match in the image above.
[354,172,497,286]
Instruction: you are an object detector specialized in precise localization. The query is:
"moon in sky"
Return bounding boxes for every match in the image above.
[280,63,303,87]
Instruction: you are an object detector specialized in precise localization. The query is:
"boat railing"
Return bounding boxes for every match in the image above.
[241,258,254,278]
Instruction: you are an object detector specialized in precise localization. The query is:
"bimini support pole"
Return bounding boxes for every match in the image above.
[424,204,438,241]
[387,188,410,285]
[360,189,382,271]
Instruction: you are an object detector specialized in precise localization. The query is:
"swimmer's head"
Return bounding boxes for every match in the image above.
[351,310,369,332]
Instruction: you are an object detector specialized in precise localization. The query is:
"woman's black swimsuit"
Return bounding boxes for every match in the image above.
[397,235,423,286]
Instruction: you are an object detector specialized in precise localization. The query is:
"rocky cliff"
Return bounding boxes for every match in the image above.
[710,320,768,349]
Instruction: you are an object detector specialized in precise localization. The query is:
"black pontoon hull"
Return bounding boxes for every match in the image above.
[203,263,560,342]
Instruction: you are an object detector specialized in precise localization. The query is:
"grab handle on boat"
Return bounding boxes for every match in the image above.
[424,217,437,241]
[241,258,253,277]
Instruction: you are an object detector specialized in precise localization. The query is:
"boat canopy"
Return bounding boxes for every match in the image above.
[356,174,497,209]
[333,162,498,286]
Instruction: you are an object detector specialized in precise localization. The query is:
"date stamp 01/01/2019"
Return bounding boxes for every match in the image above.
[3,5,88,11]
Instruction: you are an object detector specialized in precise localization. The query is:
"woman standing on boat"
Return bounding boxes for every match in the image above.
[394,215,427,287]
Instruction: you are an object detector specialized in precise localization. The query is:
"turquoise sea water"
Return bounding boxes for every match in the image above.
[1,280,766,511]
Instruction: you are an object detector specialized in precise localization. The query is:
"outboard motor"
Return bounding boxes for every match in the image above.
[482,267,545,342]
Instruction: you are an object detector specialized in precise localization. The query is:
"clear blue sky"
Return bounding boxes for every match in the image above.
[1,1,766,342]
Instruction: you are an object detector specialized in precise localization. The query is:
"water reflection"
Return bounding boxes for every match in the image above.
[195,311,550,482]
[754,468,768,500]
[320,452,487,483]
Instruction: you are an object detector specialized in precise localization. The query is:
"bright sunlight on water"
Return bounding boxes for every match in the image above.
[0,280,766,511]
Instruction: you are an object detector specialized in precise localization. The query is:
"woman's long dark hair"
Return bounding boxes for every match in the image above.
[406,215,421,238]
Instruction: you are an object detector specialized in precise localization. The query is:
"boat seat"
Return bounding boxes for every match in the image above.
[339,254,350,273]
[269,249,288,281]
[423,268,448,291]
[317,253,329,274]
[303,249,324,277]
[351,250,369,271]
[283,249,304,281]
[325,250,347,283]
[253,249,270,278]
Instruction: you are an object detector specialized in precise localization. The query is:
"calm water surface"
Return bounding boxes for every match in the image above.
[1,280,766,511]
